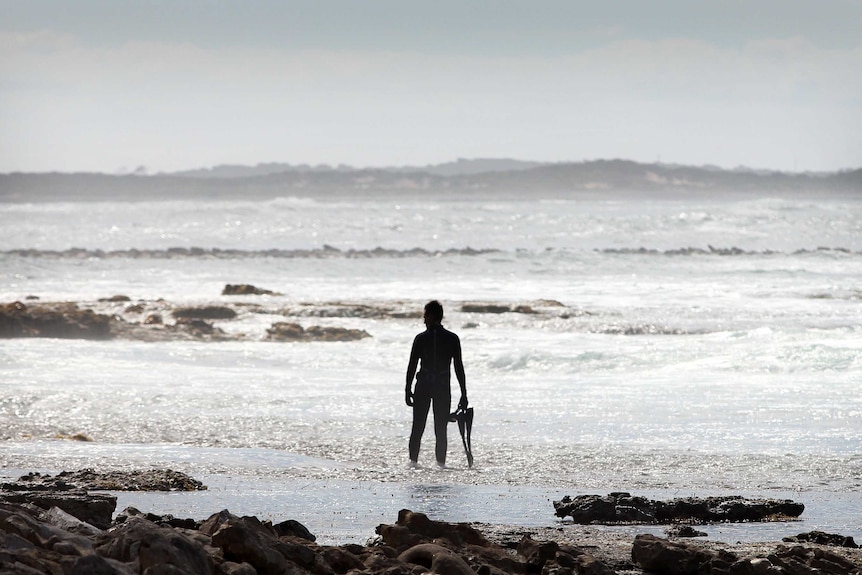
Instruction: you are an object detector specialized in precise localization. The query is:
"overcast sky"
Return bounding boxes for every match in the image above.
[2,1,860,173]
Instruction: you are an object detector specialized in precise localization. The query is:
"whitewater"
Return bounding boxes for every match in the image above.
[1,190,861,544]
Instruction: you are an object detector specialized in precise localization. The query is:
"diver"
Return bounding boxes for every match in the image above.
[405,300,468,467]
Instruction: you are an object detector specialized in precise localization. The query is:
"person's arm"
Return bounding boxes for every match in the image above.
[405,336,420,406]
[453,334,467,409]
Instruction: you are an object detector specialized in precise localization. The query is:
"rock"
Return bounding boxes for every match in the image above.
[9,469,207,492]
[632,533,721,574]
[0,301,114,339]
[553,493,804,525]
[0,490,116,530]
[3,501,854,575]
[95,515,215,575]
[272,518,316,542]
[783,531,859,548]
[266,321,371,342]
[768,544,861,575]
[666,525,708,538]
[376,509,491,551]
[399,543,475,575]
[222,284,278,296]
[144,313,163,324]
[173,317,227,338]
[98,295,131,302]
[461,303,514,314]
[205,512,289,574]
[172,306,237,320]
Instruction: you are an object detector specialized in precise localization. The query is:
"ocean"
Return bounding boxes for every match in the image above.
[1,189,861,545]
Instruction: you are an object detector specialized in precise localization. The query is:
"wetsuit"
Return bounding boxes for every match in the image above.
[406,324,466,464]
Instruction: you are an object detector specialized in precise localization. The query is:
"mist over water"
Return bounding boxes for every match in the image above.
[2,191,861,543]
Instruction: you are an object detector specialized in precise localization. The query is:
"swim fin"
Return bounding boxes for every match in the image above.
[450,407,474,468]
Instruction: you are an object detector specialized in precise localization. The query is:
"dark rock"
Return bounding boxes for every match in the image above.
[554,493,804,525]
[461,303,514,314]
[398,543,475,575]
[0,301,114,339]
[266,321,371,342]
[272,518,316,542]
[172,306,237,320]
[0,490,116,530]
[666,525,708,538]
[144,313,163,324]
[95,515,215,575]
[376,509,491,551]
[321,545,365,572]
[98,295,131,302]
[173,317,227,338]
[222,284,278,296]
[632,533,721,575]
[9,468,206,492]
[783,531,859,548]
[768,544,860,575]
[206,512,289,574]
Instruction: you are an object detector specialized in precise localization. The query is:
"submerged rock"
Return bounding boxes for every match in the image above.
[266,321,371,342]
[172,305,237,320]
[222,284,279,296]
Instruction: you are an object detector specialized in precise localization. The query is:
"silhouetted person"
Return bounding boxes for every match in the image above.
[405,300,467,467]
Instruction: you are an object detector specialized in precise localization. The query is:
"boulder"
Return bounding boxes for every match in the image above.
[95,515,215,575]
[205,512,289,574]
[632,534,723,575]
[272,518,316,542]
[376,509,490,551]
[398,543,474,575]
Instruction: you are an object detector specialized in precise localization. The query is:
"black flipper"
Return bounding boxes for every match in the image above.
[464,408,474,468]
[451,407,474,468]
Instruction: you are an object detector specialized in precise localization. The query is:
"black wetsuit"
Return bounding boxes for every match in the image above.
[406,324,466,464]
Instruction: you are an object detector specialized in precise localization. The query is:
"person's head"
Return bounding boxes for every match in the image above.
[424,300,444,326]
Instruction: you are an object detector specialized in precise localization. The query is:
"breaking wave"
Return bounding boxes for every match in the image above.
[2,245,860,259]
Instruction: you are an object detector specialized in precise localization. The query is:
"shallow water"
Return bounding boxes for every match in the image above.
[2,190,861,543]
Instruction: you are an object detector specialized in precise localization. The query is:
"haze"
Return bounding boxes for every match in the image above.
[1,0,860,174]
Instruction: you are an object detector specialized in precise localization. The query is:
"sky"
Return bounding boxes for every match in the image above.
[1,1,861,174]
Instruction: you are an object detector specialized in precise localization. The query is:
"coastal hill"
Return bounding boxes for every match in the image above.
[1,158,860,202]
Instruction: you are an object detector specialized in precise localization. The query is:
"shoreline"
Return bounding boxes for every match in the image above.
[1,494,860,574]
[3,467,861,547]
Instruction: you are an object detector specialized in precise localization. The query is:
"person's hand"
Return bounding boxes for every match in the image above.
[405,389,414,407]
[458,395,468,410]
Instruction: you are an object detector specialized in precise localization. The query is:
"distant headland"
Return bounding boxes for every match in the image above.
[1,158,860,202]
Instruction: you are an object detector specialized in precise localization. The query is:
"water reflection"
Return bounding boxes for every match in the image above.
[405,483,463,519]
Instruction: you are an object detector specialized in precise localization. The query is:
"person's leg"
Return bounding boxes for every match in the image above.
[431,384,452,465]
[409,383,432,463]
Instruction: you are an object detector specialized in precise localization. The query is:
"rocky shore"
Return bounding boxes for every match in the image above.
[1,470,860,574]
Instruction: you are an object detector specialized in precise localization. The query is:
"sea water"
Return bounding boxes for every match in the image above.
[1,190,861,544]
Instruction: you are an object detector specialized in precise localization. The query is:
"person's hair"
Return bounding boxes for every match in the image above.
[424,300,444,322]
